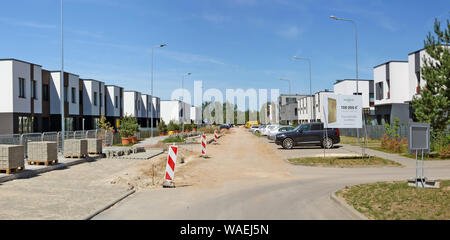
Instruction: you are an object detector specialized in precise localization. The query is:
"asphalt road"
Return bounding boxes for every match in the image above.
[94,128,450,220]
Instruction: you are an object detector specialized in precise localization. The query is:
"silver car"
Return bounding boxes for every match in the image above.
[261,125,279,136]
[268,126,295,140]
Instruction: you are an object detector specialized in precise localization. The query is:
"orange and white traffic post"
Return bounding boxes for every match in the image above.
[201,134,207,158]
[214,130,219,144]
[163,145,178,188]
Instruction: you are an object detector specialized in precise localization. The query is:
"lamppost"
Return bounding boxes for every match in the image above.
[151,44,167,138]
[293,56,313,122]
[330,15,360,143]
[181,73,192,133]
[60,0,65,151]
[279,78,292,95]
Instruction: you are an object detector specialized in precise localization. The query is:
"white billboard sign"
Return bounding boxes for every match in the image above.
[321,94,362,129]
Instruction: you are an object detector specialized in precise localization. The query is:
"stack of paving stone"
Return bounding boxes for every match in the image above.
[0,145,25,172]
[27,142,58,165]
[64,139,88,158]
[87,139,102,154]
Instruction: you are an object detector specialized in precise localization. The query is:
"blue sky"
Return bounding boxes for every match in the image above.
[0,0,448,107]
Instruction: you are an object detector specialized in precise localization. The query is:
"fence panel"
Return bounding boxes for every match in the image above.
[0,134,20,145]
[340,125,410,140]
[20,133,44,158]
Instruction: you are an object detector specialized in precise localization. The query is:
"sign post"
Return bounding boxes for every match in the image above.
[408,122,430,188]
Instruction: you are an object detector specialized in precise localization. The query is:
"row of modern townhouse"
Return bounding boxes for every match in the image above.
[268,48,430,126]
[0,58,162,135]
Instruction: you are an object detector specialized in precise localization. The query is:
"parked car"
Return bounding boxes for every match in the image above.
[267,126,296,140]
[254,125,267,134]
[220,124,231,130]
[248,125,260,132]
[261,125,279,136]
[275,123,340,149]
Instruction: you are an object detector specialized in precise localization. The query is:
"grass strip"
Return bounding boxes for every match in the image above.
[288,156,402,167]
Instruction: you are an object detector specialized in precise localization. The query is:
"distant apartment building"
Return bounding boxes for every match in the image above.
[81,79,105,130]
[278,94,308,125]
[0,59,43,134]
[373,61,411,125]
[105,85,124,129]
[190,106,202,124]
[334,79,376,125]
[298,95,315,123]
[314,90,334,122]
[160,100,191,124]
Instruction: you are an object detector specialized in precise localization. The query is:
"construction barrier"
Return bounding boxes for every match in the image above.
[214,130,218,143]
[201,134,207,158]
[163,146,178,187]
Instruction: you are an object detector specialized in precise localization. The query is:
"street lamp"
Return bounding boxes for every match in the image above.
[181,73,192,133]
[330,15,360,143]
[151,43,167,138]
[293,56,313,123]
[279,78,292,95]
[60,0,65,152]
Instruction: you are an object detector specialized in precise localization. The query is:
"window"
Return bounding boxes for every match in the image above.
[31,80,37,100]
[94,92,98,106]
[65,118,74,131]
[18,116,34,134]
[286,98,297,104]
[295,108,298,116]
[71,87,76,103]
[43,84,49,101]
[311,124,323,131]
[19,78,26,98]
[369,93,375,107]
[115,96,118,108]
[100,93,103,107]
[376,82,383,100]
[64,87,68,103]
[300,125,311,132]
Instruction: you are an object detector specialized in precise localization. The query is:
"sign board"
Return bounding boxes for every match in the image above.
[321,94,363,129]
[409,122,430,153]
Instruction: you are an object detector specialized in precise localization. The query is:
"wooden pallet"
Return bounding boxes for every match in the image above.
[64,155,86,159]
[27,160,59,166]
[0,166,25,174]
[88,152,102,155]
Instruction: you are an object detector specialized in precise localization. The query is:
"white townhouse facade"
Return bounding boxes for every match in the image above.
[373,61,411,125]
[314,90,334,123]
[151,96,161,127]
[190,106,202,124]
[123,91,144,125]
[0,59,43,134]
[160,100,191,124]
[408,48,434,100]
[105,85,124,129]
[49,71,81,131]
[298,96,315,123]
[81,79,105,130]
[141,94,153,128]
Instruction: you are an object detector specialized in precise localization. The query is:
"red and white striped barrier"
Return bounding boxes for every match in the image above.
[214,130,219,143]
[201,134,207,157]
[164,146,178,184]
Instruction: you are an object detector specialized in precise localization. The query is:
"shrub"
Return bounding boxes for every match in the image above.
[97,116,114,131]
[439,145,450,158]
[158,120,168,133]
[198,126,218,134]
[167,121,180,132]
[119,115,140,138]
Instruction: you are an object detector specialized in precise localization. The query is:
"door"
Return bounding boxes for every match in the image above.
[308,123,324,142]
[293,124,311,143]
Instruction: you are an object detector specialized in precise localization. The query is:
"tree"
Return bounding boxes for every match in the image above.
[411,18,450,138]
[97,116,113,131]
[119,115,140,138]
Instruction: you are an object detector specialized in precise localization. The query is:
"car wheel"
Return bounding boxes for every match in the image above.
[282,138,294,150]
[322,137,333,149]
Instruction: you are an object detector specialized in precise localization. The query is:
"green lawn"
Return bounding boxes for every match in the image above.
[288,156,402,167]
[337,180,450,220]
[163,136,185,143]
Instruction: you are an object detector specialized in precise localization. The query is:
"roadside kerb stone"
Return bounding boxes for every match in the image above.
[330,191,368,220]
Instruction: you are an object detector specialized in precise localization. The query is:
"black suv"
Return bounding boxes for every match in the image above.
[275,123,340,149]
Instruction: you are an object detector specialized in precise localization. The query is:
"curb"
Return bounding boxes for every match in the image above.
[83,189,136,220]
[330,191,369,220]
[0,157,91,184]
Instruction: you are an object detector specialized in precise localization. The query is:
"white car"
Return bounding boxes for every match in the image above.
[268,126,296,140]
[261,125,278,136]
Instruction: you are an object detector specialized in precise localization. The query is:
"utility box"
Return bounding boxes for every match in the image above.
[27,142,58,165]
[64,139,88,158]
[0,145,25,172]
[87,139,103,155]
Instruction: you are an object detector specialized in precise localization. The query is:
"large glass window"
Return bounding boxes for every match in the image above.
[71,87,76,103]
[115,96,118,108]
[376,82,383,100]
[64,87,68,102]
[65,118,74,131]
[94,92,98,106]
[43,84,49,101]
[18,116,34,133]
[31,80,37,100]
[19,78,26,98]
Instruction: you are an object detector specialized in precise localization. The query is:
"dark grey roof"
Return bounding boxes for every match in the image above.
[0,58,42,67]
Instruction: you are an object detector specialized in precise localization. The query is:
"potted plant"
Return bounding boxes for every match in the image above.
[168,121,180,134]
[119,115,140,145]
[158,120,168,136]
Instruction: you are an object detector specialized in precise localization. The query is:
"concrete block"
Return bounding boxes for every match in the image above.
[64,139,88,158]
[27,142,57,162]
[0,145,25,169]
[87,139,102,154]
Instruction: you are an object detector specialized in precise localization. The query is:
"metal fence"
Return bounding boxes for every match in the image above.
[340,125,410,140]
[0,129,114,158]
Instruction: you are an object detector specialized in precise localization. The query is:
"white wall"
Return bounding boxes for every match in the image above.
[124,91,142,117]
[106,86,122,117]
[298,96,314,122]
[83,80,105,116]
[314,92,334,122]
[334,80,373,110]
[50,72,79,115]
[161,100,191,124]
[152,97,160,119]
[190,106,202,124]
[0,61,15,113]
[374,62,409,106]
